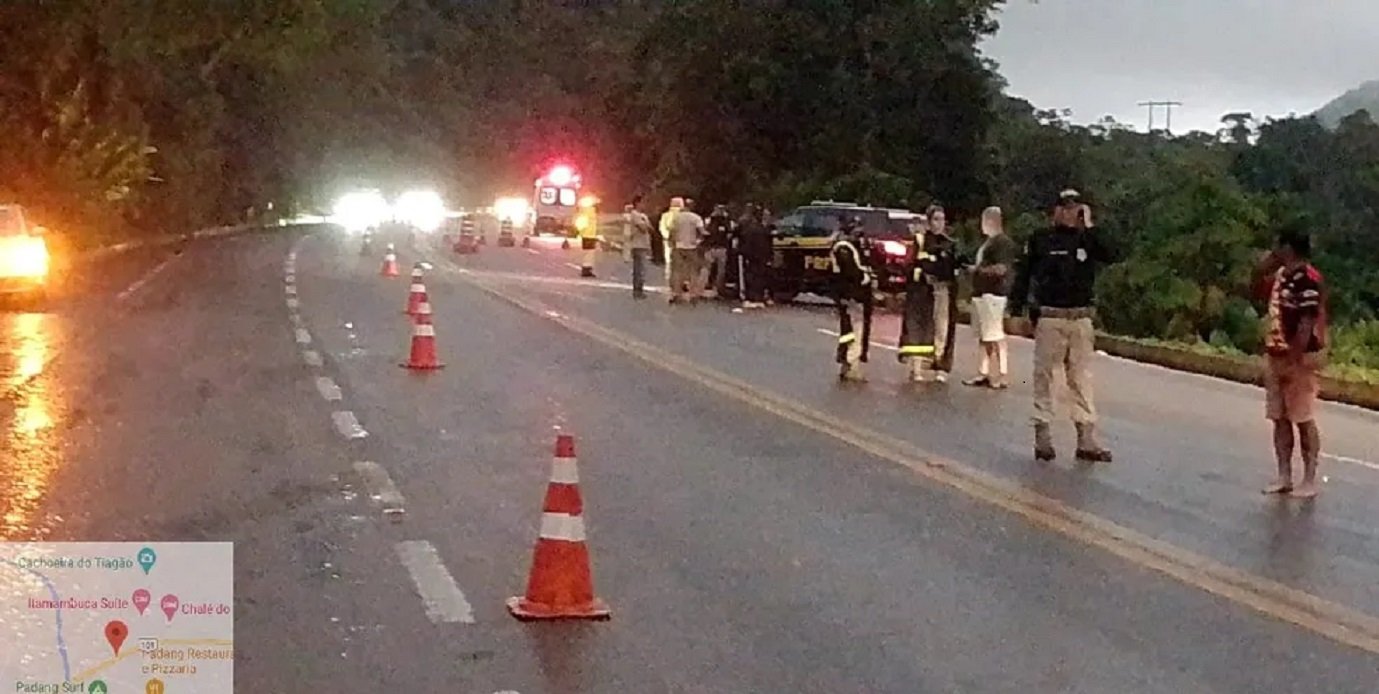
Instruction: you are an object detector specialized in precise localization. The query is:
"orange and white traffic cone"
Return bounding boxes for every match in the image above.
[380,244,399,277]
[399,302,444,370]
[404,266,428,315]
[507,433,610,621]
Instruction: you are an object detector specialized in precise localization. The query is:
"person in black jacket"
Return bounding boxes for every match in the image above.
[737,204,773,308]
[897,205,959,382]
[1010,190,1119,462]
[701,204,734,299]
[830,216,876,382]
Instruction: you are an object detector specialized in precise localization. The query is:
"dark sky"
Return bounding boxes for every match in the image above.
[980,0,1379,133]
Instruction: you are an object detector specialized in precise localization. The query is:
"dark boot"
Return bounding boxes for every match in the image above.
[1075,423,1113,462]
[1034,423,1056,461]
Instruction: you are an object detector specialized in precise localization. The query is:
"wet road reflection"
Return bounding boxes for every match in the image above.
[0,313,66,539]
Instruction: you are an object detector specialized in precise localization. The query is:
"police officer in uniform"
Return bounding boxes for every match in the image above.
[830,216,876,382]
[1011,189,1118,462]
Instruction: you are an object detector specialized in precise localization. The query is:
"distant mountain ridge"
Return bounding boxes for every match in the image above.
[1315,80,1379,128]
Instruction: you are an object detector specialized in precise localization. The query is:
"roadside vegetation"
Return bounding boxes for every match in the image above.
[1,2,1373,380]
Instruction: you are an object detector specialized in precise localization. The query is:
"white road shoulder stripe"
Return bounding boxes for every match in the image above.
[816,327,897,352]
[331,410,368,439]
[315,376,343,401]
[117,256,178,302]
[395,540,475,624]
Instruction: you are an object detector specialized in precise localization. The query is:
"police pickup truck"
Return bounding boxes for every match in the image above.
[769,201,918,303]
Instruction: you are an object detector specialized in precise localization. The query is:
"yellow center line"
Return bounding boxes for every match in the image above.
[461,273,1379,656]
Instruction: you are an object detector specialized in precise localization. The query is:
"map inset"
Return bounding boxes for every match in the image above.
[1,542,232,693]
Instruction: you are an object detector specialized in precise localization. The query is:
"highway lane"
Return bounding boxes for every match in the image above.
[0,231,451,691]
[3,227,1377,691]
[418,238,1379,630]
[296,228,1376,690]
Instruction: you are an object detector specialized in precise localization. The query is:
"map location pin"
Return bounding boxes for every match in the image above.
[137,547,157,574]
[132,589,151,616]
[88,681,108,694]
[160,594,179,622]
[146,678,166,694]
[105,620,128,656]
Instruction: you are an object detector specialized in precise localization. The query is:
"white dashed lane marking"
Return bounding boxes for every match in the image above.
[302,350,324,367]
[315,376,343,402]
[286,297,299,310]
[294,328,312,345]
[331,410,368,439]
[395,540,475,624]
[353,461,406,514]
[285,284,298,296]
[285,274,296,284]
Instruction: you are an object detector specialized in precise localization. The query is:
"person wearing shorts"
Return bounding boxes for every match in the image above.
[964,206,1017,389]
[1257,226,1328,499]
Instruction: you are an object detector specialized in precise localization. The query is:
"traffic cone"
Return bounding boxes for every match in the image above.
[399,302,444,370]
[507,434,610,621]
[380,244,399,277]
[404,266,428,315]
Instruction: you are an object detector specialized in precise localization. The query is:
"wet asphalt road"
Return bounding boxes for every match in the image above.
[3,227,1379,692]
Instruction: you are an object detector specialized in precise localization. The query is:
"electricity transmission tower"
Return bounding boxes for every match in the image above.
[1137,100,1184,133]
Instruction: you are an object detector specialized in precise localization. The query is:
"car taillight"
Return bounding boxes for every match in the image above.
[880,240,908,257]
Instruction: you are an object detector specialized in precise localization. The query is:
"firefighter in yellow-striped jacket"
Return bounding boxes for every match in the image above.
[830,216,876,382]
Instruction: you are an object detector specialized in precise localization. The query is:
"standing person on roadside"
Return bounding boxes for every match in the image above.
[1011,189,1118,462]
[668,198,706,304]
[831,216,876,381]
[898,205,959,382]
[1257,226,1328,498]
[622,201,654,299]
[702,204,734,299]
[737,204,772,309]
[964,206,1018,389]
[659,197,684,279]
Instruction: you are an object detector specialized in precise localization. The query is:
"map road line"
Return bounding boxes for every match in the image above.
[395,541,476,624]
[0,559,70,681]
[457,272,1379,658]
[70,639,233,683]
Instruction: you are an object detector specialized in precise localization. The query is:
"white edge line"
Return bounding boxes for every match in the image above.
[816,327,898,352]
[1323,453,1379,472]
[116,256,178,301]
[395,540,475,624]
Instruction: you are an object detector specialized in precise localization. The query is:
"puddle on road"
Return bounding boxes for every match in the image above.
[0,313,65,539]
